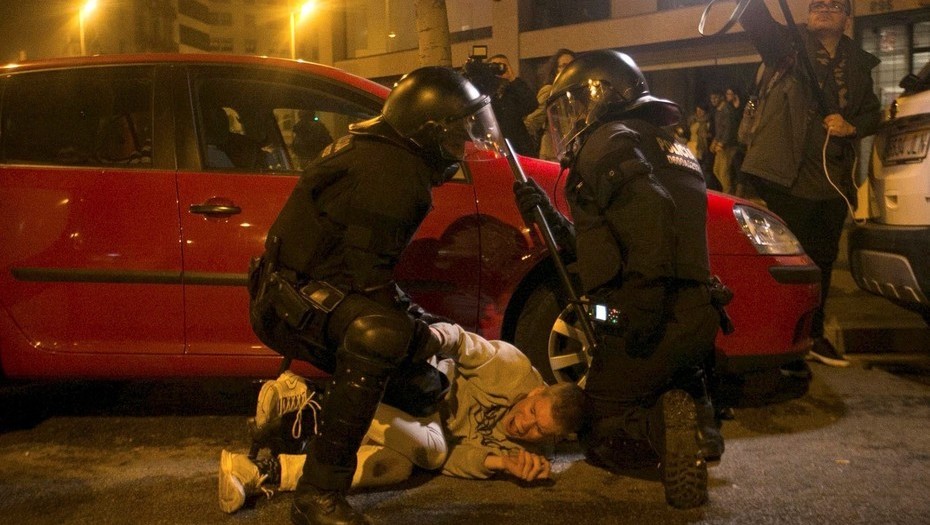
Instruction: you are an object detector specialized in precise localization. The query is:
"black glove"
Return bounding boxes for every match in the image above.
[404,297,454,325]
[513,179,576,258]
[394,283,453,325]
[417,310,455,326]
[513,178,557,227]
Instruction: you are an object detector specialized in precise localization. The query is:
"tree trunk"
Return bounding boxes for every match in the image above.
[414,0,452,67]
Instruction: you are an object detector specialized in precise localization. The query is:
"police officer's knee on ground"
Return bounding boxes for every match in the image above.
[249,66,505,525]
[514,50,732,509]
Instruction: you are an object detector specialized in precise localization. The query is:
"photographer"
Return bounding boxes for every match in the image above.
[467,54,537,156]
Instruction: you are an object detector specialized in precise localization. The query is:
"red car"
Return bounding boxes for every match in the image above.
[0,54,820,384]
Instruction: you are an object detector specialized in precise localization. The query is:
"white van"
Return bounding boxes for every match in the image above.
[849,62,930,326]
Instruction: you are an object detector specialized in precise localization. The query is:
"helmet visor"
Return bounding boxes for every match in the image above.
[546,81,613,162]
[440,103,505,161]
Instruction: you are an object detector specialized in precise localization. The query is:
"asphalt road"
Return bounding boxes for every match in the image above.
[2,354,930,525]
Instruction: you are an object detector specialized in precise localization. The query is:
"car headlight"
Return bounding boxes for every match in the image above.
[733,204,803,255]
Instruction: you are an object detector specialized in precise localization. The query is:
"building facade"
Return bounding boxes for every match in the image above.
[13,1,930,113]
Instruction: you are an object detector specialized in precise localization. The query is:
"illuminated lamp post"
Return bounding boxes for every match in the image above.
[79,0,98,56]
[290,1,316,60]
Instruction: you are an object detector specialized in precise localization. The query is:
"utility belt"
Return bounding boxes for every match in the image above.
[248,241,347,335]
[584,276,734,337]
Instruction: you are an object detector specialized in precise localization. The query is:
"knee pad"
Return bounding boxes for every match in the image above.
[343,312,413,365]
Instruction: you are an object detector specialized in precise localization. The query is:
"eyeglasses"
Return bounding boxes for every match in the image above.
[809,1,849,14]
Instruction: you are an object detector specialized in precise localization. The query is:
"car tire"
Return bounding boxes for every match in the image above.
[513,280,564,384]
[514,280,593,386]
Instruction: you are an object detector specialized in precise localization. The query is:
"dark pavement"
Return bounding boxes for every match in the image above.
[2,358,929,524]
[1,226,929,524]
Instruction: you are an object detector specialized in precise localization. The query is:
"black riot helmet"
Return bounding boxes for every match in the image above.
[380,66,504,164]
[545,50,681,162]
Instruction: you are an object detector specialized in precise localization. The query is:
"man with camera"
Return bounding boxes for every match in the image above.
[480,54,538,156]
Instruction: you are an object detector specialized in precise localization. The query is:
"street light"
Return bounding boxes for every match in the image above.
[290,1,316,60]
[79,0,98,56]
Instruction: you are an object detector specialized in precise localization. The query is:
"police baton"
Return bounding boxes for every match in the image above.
[502,139,601,354]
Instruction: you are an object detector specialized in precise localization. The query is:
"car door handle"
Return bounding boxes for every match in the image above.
[189,200,242,217]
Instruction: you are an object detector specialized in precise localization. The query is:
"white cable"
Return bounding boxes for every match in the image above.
[822,126,867,225]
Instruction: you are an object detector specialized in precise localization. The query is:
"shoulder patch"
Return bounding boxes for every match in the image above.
[654,135,702,173]
[320,134,354,159]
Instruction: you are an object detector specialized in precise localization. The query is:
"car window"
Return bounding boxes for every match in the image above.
[193,70,379,172]
[1,66,154,167]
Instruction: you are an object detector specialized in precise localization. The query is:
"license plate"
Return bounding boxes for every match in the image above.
[884,128,930,165]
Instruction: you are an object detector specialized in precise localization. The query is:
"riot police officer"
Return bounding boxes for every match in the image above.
[249,67,503,525]
[513,50,726,509]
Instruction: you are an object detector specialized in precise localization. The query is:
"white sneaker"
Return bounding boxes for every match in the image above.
[218,450,268,513]
[806,338,851,368]
[253,371,321,440]
[255,371,308,429]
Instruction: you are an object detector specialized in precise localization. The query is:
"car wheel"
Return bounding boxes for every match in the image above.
[513,281,592,386]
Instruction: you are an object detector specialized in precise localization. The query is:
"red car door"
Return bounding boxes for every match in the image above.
[179,65,388,357]
[0,65,185,365]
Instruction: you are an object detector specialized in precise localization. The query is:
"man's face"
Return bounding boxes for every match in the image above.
[807,1,849,34]
[500,386,562,443]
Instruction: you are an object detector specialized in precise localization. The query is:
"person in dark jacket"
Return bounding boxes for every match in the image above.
[488,54,539,156]
[513,50,726,510]
[738,0,881,367]
[248,66,504,525]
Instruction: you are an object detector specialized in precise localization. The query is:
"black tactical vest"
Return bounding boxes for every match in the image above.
[266,134,436,292]
[566,119,712,292]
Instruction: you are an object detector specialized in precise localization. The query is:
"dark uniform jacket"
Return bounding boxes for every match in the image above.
[267,134,436,294]
[567,119,712,296]
[566,118,719,422]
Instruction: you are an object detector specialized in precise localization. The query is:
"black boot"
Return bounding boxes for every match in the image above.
[582,413,659,472]
[292,485,370,525]
[291,351,392,525]
[648,389,708,509]
[693,395,724,462]
[679,368,725,462]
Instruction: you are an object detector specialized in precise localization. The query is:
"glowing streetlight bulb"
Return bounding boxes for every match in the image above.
[298,1,316,21]
[82,0,98,16]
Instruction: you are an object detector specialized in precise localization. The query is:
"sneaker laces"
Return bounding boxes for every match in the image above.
[291,390,322,440]
[277,390,310,415]
[258,475,274,500]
